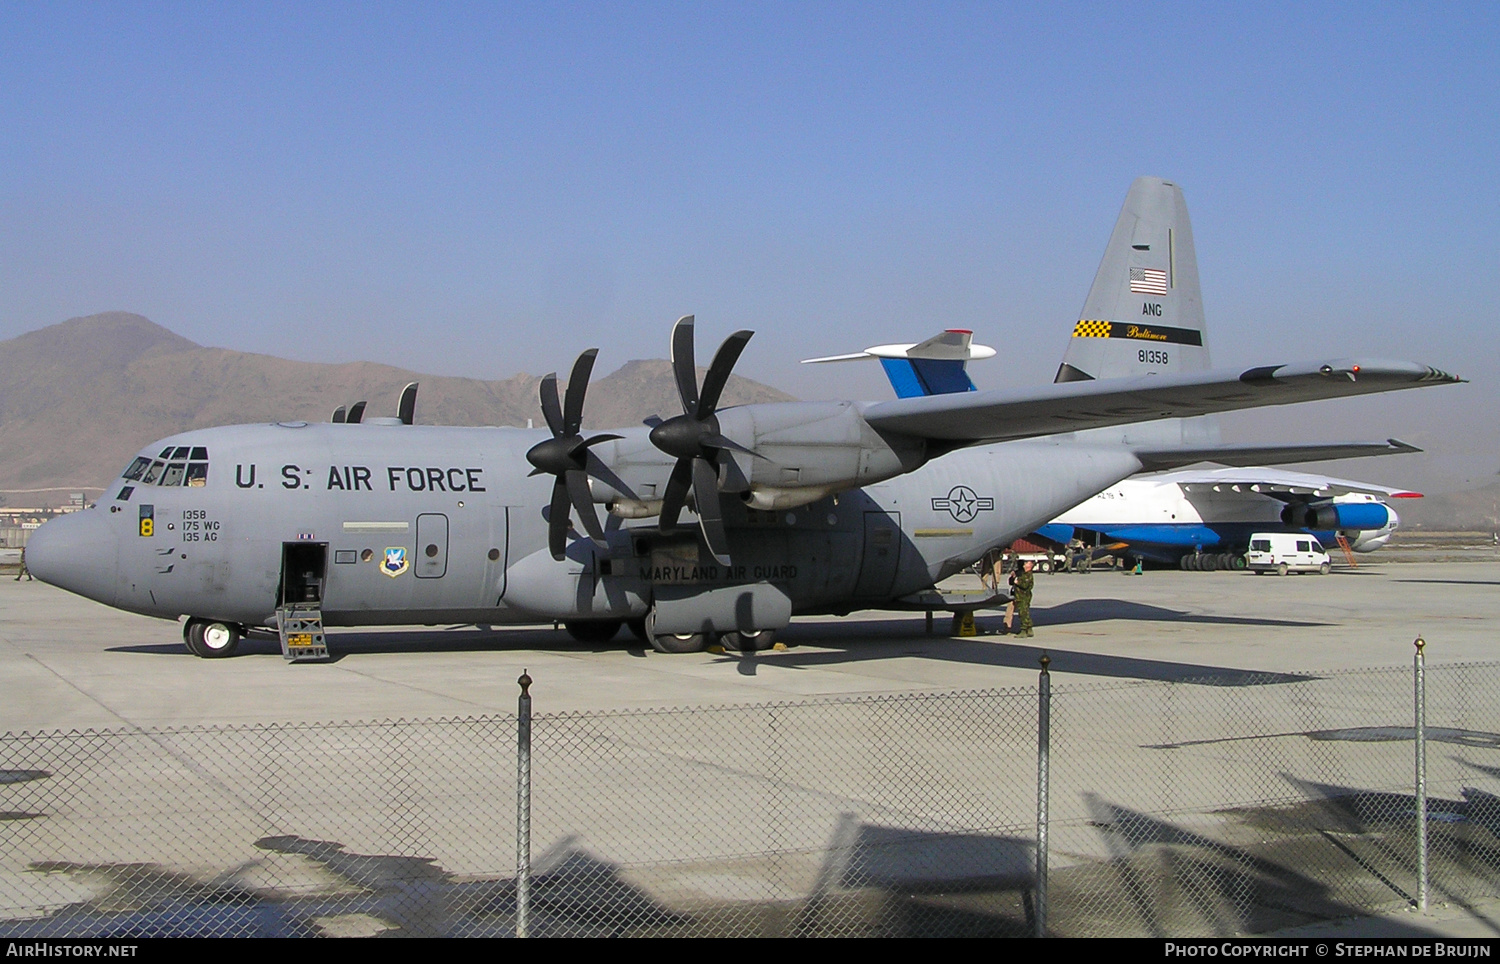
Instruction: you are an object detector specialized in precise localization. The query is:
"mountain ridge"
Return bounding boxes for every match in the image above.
[0,313,796,500]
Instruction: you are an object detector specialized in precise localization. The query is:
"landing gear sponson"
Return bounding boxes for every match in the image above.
[564,613,779,654]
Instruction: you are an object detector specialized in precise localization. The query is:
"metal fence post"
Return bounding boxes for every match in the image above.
[1036,652,1050,937]
[516,670,533,938]
[1413,638,1427,913]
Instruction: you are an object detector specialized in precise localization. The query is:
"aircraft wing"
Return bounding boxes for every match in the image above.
[1133,438,1420,472]
[859,358,1460,445]
[1146,466,1422,499]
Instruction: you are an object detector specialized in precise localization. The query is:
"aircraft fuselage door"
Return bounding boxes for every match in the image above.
[854,511,902,599]
[280,542,328,606]
[415,513,449,578]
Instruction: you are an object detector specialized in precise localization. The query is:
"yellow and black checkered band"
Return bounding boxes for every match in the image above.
[1072,320,1113,338]
[1071,319,1204,346]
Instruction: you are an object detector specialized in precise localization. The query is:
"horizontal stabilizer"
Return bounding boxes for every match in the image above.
[802,329,996,364]
[803,329,996,398]
[1135,438,1421,472]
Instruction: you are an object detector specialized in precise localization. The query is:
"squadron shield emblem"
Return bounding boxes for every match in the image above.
[381,547,409,578]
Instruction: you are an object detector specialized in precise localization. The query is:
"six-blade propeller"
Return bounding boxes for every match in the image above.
[525,349,621,560]
[645,315,754,565]
[527,317,756,563]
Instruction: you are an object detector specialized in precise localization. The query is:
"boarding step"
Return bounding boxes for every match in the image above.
[277,605,329,662]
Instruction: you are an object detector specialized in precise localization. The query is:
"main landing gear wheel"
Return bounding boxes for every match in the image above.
[720,628,777,652]
[184,618,241,658]
[643,610,707,654]
[563,620,623,644]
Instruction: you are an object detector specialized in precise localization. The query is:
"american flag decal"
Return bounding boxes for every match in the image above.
[1129,266,1168,295]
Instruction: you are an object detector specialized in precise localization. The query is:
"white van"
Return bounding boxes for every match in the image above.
[1245,533,1331,575]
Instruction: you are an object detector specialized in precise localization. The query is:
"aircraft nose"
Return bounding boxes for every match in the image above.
[26,509,119,606]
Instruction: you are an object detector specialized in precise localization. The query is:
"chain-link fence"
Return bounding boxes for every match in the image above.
[1045,661,1500,936]
[3,662,1497,937]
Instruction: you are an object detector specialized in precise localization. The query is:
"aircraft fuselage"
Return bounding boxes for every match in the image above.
[29,419,1142,631]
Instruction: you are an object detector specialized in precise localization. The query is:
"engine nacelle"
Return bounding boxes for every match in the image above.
[1346,527,1393,552]
[1281,501,1392,531]
[715,401,926,495]
[1346,505,1399,552]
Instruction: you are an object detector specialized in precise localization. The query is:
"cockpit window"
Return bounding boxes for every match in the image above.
[132,447,210,486]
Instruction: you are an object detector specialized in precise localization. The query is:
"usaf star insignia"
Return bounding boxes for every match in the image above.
[932,485,994,524]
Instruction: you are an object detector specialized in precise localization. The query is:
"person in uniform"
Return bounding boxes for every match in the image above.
[15,545,32,581]
[1007,560,1035,637]
[1066,536,1088,573]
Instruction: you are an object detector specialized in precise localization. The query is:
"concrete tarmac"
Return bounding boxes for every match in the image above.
[1,560,1495,730]
[2,560,1498,939]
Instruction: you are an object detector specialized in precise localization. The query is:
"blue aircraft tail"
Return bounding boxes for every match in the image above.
[803,328,993,398]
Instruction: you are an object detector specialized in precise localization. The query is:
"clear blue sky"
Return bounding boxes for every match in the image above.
[2,2,1495,492]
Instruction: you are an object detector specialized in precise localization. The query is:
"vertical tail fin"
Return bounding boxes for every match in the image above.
[1055,177,1209,383]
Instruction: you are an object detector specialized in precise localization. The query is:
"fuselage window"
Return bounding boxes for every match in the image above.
[161,463,187,487]
[142,461,166,485]
[123,457,152,481]
[185,463,208,486]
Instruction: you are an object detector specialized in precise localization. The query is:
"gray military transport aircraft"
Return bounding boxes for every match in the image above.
[26,178,1462,659]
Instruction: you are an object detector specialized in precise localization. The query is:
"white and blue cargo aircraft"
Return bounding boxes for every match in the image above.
[27,178,1461,657]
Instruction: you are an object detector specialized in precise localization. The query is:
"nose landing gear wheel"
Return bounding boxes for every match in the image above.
[184,618,242,658]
